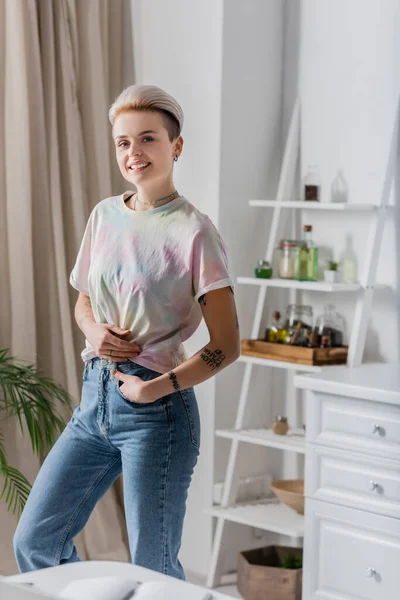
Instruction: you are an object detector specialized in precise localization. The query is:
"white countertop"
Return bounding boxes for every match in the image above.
[294,362,400,405]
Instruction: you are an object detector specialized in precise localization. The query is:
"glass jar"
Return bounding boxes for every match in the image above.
[254,259,273,279]
[277,240,298,279]
[283,304,313,346]
[303,165,321,201]
[272,416,289,435]
[314,304,345,347]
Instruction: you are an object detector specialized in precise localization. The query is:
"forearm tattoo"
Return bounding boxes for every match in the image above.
[200,348,226,371]
[168,370,181,391]
[79,297,94,328]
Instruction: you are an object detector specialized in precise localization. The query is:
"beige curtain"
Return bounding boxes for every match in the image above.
[0,0,134,574]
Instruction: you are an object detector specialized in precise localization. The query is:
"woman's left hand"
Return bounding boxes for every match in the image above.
[111,370,155,404]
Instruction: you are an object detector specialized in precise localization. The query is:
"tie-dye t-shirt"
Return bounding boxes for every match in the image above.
[69,192,234,373]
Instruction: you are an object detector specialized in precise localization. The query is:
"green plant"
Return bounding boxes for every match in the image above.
[281,553,303,569]
[0,348,73,518]
[327,260,339,271]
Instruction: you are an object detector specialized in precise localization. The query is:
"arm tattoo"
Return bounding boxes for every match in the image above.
[168,370,181,391]
[78,297,94,327]
[200,348,226,371]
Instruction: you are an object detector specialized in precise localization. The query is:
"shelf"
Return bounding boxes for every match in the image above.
[238,354,322,372]
[248,200,377,211]
[207,498,304,537]
[237,276,360,292]
[215,427,306,453]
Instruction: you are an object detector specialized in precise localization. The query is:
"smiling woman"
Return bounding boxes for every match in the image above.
[13,84,240,581]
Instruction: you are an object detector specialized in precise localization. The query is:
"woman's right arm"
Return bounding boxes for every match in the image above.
[74,293,141,361]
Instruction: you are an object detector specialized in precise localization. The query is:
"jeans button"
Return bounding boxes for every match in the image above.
[100,358,107,366]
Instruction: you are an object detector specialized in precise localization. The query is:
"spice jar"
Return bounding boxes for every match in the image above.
[314,304,345,347]
[283,304,313,346]
[272,416,289,435]
[277,240,298,279]
[254,259,273,279]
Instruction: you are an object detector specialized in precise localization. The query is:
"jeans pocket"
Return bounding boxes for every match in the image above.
[116,380,131,401]
[179,388,200,451]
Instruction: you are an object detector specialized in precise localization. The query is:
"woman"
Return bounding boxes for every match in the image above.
[14,85,240,579]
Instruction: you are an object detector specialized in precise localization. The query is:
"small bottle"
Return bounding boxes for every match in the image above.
[294,225,318,282]
[272,416,289,435]
[265,311,283,343]
[341,234,357,284]
[255,259,273,279]
[303,165,321,201]
[331,169,348,203]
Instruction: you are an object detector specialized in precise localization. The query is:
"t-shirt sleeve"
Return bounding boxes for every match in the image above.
[191,217,235,302]
[69,211,94,296]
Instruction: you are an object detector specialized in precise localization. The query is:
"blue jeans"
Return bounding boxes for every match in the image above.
[13,357,200,578]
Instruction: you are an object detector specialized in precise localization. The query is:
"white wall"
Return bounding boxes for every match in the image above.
[300,0,400,363]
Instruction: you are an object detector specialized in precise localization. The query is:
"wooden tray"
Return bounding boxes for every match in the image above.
[241,338,348,366]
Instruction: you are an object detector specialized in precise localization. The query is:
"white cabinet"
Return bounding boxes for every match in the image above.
[295,364,400,600]
[304,499,400,600]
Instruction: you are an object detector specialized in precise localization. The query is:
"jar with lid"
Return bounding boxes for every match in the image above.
[314,304,345,347]
[303,165,321,201]
[272,416,289,435]
[254,259,273,279]
[277,240,298,279]
[283,304,313,346]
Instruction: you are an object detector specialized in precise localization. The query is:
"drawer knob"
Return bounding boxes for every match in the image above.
[369,480,379,491]
[366,567,376,578]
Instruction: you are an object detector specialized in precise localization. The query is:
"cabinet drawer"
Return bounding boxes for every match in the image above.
[306,392,400,460]
[303,499,400,600]
[306,446,400,519]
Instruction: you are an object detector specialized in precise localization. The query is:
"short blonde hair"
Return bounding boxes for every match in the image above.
[109,84,184,141]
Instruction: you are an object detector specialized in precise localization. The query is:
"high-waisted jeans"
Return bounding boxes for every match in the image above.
[13,357,200,579]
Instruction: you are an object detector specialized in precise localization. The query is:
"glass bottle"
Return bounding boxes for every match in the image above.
[294,225,318,282]
[341,234,357,284]
[254,259,273,279]
[303,165,321,201]
[314,304,345,347]
[265,311,284,343]
[331,169,348,203]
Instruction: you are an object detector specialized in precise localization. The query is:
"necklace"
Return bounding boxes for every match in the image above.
[134,190,179,209]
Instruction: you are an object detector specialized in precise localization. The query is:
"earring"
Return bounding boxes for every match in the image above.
[174,156,178,162]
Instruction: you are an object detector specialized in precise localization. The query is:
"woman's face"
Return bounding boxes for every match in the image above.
[112,110,182,186]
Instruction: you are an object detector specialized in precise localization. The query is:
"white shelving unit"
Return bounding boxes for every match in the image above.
[206,97,393,588]
[237,276,361,292]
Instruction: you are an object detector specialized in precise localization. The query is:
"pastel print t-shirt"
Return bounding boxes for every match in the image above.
[69,193,235,374]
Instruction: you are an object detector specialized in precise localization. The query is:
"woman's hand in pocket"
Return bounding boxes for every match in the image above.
[111,370,156,404]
